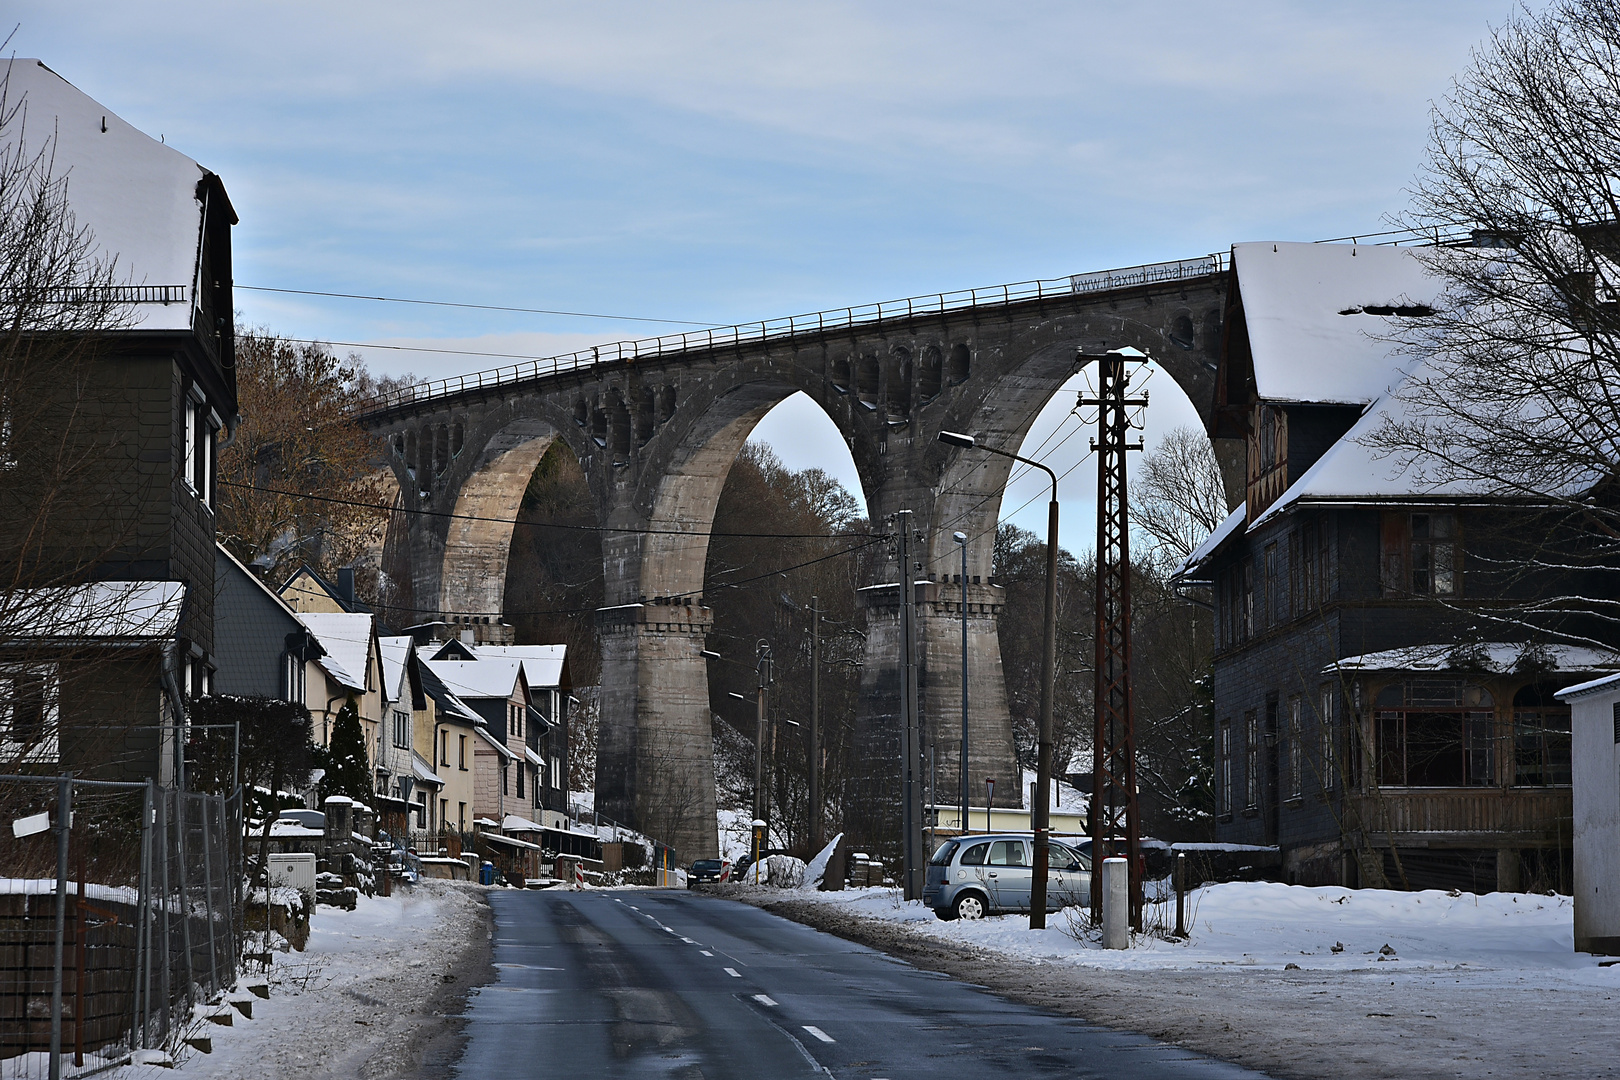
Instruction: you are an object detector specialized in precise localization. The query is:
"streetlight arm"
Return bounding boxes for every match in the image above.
[937,431,1057,503]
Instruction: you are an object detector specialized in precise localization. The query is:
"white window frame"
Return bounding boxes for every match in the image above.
[393,709,410,749]
[1218,720,1232,818]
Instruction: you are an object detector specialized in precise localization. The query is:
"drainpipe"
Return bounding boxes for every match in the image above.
[161,639,189,791]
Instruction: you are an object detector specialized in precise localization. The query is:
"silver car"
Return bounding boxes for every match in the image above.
[922,833,1092,920]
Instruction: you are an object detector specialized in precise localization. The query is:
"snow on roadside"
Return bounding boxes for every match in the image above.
[783,881,1616,982]
[116,880,488,1079]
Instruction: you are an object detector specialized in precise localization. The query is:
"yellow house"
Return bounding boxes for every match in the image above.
[295,612,386,777]
[279,565,361,615]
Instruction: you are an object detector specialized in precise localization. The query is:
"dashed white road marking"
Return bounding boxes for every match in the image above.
[699,951,713,957]
[681,937,695,943]
[752,994,778,1007]
[724,967,741,978]
[802,1025,835,1043]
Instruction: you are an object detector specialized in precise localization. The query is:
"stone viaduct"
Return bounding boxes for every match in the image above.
[357,256,1234,860]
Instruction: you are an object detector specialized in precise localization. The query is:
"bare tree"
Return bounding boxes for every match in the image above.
[1131,425,1231,572]
[1369,0,1620,643]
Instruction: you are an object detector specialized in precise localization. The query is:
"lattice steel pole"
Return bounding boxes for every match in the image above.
[1085,349,1146,930]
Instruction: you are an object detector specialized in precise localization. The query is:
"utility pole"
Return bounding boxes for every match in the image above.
[753,641,772,841]
[809,596,822,855]
[954,531,969,836]
[1083,348,1147,929]
[896,511,924,901]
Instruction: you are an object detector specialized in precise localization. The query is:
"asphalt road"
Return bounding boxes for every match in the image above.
[452,888,1269,1080]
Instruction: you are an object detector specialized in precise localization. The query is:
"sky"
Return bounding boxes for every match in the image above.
[9,1,1519,554]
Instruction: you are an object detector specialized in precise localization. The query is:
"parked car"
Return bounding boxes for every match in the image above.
[923,833,1092,920]
[687,858,733,886]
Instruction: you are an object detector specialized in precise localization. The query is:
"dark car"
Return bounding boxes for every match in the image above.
[687,858,732,886]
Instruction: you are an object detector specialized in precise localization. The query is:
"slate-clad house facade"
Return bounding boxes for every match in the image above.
[0,60,237,783]
[1178,242,1607,893]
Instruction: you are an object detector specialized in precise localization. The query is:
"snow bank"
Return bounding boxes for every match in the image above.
[786,881,1606,976]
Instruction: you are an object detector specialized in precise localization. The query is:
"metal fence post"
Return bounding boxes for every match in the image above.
[157,792,172,1048]
[135,779,154,1050]
[49,775,72,1080]
[200,795,219,994]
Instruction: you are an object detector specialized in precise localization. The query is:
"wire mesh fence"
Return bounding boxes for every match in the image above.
[0,776,241,1078]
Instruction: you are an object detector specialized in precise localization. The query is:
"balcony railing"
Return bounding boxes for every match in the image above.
[1352,788,1571,842]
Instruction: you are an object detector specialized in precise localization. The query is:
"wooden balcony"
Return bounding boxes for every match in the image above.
[1351,787,1572,846]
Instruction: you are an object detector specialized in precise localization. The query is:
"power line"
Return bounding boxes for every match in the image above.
[238,284,723,328]
[217,479,875,540]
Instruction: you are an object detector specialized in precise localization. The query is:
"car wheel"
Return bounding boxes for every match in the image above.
[953,892,987,921]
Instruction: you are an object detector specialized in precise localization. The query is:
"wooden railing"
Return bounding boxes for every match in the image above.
[1352,788,1571,842]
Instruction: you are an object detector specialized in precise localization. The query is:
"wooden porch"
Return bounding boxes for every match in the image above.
[1351,787,1572,846]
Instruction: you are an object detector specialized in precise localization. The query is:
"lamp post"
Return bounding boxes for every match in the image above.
[939,429,1059,930]
[953,530,969,835]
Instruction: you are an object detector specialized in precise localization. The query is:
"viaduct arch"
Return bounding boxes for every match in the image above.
[360,256,1235,859]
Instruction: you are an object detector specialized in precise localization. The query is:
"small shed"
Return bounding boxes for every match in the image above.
[1556,673,1620,953]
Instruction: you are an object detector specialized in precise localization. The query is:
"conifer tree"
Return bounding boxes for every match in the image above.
[319,696,373,805]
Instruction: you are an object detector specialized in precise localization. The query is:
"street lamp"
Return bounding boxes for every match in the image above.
[939,428,1060,930]
[953,530,969,835]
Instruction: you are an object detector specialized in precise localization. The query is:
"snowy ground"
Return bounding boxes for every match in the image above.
[744,882,1620,1079]
[116,881,490,1080]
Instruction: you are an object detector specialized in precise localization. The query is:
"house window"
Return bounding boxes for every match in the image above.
[283,654,306,703]
[1218,720,1232,818]
[1241,559,1254,641]
[1319,686,1336,791]
[516,762,524,799]
[1374,680,1495,786]
[458,734,467,770]
[1263,543,1279,629]
[182,391,216,506]
[439,729,448,767]
[1244,709,1259,809]
[1512,684,1572,786]
[457,802,466,832]
[439,798,448,830]
[502,761,509,796]
[0,665,59,763]
[393,710,410,749]
[1287,697,1303,800]
[551,756,561,791]
[1382,511,1458,596]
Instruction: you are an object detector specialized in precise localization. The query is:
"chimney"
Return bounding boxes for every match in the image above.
[337,568,356,606]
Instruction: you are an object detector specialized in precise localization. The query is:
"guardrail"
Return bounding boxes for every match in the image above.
[357,252,1229,416]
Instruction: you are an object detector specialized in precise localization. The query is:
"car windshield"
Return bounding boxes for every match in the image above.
[928,840,960,866]
[693,860,722,870]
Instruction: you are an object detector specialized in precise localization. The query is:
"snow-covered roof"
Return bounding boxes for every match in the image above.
[1234,242,1438,405]
[377,635,414,706]
[502,814,543,833]
[523,745,543,767]
[474,725,517,760]
[2,60,224,332]
[416,664,484,724]
[411,753,442,786]
[425,658,523,702]
[0,581,185,642]
[1326,643,1620,676]
[471,644,567,688]
[1251,355,1606,529]
[297,612,374,693]
[1557,672,1620,701]
[1173,504,1246,579]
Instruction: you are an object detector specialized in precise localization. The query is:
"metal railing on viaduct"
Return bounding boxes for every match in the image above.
[356,252,1230,417]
